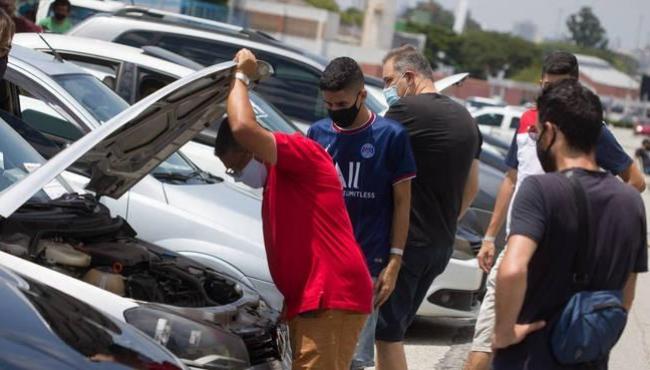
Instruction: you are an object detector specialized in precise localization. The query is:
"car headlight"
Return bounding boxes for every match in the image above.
[125,305,250,369]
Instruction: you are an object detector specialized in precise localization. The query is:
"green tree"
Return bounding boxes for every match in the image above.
[340,7,364,27]
[566,7,608,49]
[304,0,339,12]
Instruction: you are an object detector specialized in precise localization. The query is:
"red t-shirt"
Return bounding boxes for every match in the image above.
[262,132,373,320]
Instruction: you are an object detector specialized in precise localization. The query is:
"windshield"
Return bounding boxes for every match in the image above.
[249,91,297,133]
[0,117,68,201]
[53,74,129,123]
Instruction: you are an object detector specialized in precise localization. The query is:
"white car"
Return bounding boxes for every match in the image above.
[0,263,193,370]
[473,105,527,141]
[0,48,289,367]
[9,39,286,310]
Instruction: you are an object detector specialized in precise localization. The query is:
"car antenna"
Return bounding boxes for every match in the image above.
[37,33,64,63]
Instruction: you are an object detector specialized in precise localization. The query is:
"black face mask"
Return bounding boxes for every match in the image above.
[536,125,557,172]
[54,12,66,20]
[0,55,8,80]
[328,94,361,128]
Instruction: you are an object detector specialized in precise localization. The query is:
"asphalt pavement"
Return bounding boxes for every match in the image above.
[368,126,650,370]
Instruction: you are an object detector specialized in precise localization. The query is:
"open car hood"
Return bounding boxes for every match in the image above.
[435,73,470,92]
[0,62,235,217]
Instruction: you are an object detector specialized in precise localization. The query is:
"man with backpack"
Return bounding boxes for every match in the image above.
[492,79,647,369]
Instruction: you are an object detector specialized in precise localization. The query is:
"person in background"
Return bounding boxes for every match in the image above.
[376,45,480,370]
[39,0,72,34]
[492,79,647,369]
[0,7,13,69]
[465,51,646,370]
[0,0,41,33]
[635,139,650,175]
[307,57,416,370]
[214,48,373,370]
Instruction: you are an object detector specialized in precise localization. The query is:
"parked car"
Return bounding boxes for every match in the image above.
[634,119,650,135]
[0,49,289,368]
[66,7,388,129]
[0,265,189,370]
[8,40,286,311]
[473,105,526,141]
[11,39,488,320]
[0,251,255,370]
[465,96,506,112]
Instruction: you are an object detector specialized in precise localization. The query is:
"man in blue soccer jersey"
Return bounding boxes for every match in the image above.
[307,57,416,370]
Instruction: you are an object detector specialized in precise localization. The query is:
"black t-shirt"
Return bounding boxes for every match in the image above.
[386,93,479,249]
[495,169,648,369]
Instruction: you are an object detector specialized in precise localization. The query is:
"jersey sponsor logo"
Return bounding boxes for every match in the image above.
[360,143,375,159]
[335,161,377,199]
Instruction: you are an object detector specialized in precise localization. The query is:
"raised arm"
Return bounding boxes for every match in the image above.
[227,49,277,165]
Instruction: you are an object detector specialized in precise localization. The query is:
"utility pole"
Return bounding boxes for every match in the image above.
[453,0,469,34]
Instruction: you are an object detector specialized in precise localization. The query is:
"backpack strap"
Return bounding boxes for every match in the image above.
[564,170,591,288]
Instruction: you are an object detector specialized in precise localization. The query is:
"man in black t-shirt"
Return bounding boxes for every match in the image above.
[375,45,480,370]
[492,79,648,369]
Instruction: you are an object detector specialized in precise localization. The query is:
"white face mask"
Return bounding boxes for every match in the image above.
[229,158,267,189]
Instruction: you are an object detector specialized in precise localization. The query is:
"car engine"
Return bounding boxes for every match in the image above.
[0,193,242,307]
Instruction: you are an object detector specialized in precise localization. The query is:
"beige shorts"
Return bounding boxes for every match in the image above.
[289,309,368,370]
[471,246,507,353]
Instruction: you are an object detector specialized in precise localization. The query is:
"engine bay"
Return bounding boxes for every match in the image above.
[0,193,243,307]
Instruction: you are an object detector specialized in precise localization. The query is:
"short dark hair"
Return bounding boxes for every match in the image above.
[52,0,71,9]
[542,51,579,78]
[643,138,650,146]
[320,57,364,91]
[537,79,603,154]
[214,117,242,156]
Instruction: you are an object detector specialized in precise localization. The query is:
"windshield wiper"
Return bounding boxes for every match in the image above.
[153,170,222,184]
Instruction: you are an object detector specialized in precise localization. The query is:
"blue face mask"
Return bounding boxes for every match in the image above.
[383,86,400,106]
[383,74,405,106]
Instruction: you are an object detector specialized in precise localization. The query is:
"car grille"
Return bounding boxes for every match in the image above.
[237,324,289,369]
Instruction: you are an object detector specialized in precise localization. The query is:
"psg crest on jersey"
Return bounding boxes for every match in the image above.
[361,143,375,159]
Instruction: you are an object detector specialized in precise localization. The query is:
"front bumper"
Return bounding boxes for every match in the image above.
[416,257,485,319]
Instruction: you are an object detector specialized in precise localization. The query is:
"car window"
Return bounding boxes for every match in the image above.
[137,67,176,101]
[115,31,238,67]
[254,52,326,124]
[475,113,504,127]
[509,116,520,129]
[17,87,84,142]
[52,74,129,123]
[47,4,99,26]
[56,52,120,82]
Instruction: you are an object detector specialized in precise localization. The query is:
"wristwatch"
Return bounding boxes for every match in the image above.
[483,235,496,243]
[235,71,250,86]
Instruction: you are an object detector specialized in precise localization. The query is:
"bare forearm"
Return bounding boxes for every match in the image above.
[622,273,638,311]
[620,163,646,192]
[494,259,528,336]
[486,170,517,237]
[391,181,411,251]
[227,79,257,142]
[459,160,479,219]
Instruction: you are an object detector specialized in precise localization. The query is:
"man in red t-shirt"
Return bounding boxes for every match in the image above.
[214,48,373,370]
